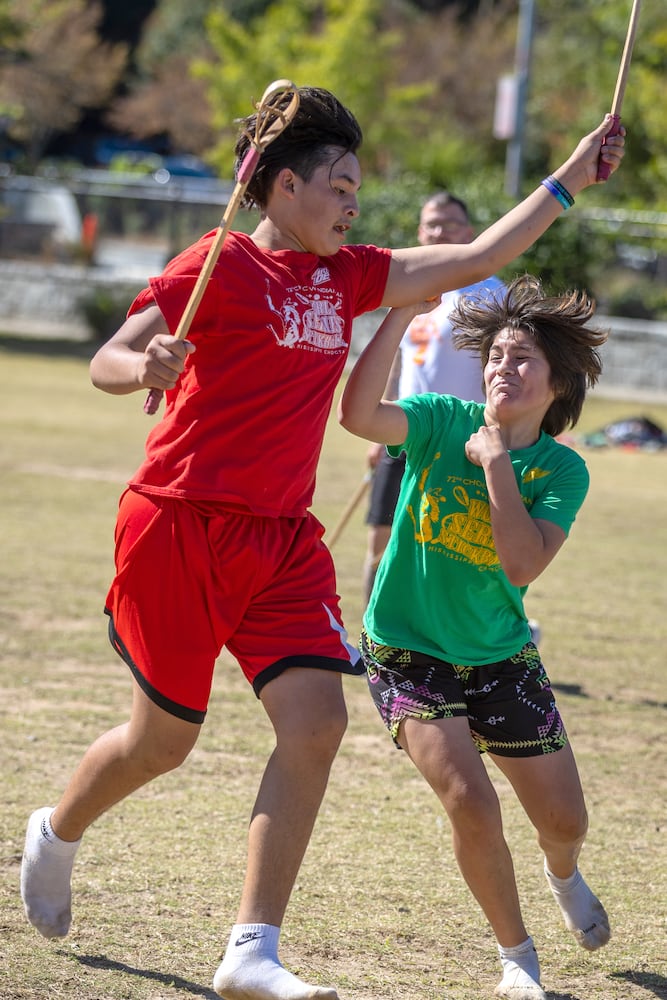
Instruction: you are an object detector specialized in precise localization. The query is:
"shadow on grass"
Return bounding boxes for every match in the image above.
[551,683,667,711]
[552,682,589,698]
[66,951,219,999]
[611,969,667,998]
[0,335,98,360]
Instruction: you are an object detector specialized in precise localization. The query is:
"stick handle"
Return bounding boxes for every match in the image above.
[596,114,622,182]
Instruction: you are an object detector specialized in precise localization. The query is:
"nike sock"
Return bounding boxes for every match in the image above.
[20,806,81,939]
[495,937,545,1000]
[544,861,611,950]
[212,923,339,1000]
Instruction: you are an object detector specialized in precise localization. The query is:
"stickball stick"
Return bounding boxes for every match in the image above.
[326,472,373,550]
[144,79,300,415]
[597,0,642,182]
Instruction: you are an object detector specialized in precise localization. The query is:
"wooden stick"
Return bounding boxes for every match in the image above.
[597,0,641,181]
[326,473,372,549]
[144,79,300,414]
[611,0,642,116]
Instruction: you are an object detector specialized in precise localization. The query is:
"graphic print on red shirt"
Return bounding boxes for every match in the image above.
[127,232,391,516]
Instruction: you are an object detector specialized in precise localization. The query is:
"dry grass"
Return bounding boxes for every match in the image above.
[1,339,666,1000]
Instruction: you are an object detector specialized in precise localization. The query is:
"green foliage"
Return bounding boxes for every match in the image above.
[601,269,667,322]
[350,174,432,249]
[77,283,144,341]
[101,0,667,222]
[507,216,611,297]
[0,2,25,51]
[529,0,667,208]
[132,0,215,73]
[0,0,127,168]
[196,0,434,175]
[352,169,611,296]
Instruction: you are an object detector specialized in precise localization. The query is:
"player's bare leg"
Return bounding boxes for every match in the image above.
[493,747,610,951]
[399,717,546,1000]
[21,682,200,938]
[213,668,346,1000]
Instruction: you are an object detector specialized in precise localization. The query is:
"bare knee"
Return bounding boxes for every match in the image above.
[151,738,194,775]
[298,700,348,763]
[444,779,503,841]
[539,804,589,852]
[273,701,347,779]
[262,669,348,767]
[127,682,201,778]
[124,718,199,779]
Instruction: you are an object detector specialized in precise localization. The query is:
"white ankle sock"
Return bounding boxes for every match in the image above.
[213,923,338,1000]
[20,806,81,939]
[544,861,611,950]
[495,937,546,1000]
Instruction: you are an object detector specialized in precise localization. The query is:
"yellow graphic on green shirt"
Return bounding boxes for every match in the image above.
[523,466,549,483]
[407,455,499,570]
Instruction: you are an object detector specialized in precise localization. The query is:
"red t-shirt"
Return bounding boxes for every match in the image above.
[128,231,391,516]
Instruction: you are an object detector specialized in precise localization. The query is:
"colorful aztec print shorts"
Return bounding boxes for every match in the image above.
[360,628,568,757]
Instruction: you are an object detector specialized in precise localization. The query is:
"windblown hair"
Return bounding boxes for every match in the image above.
[234,86,363,210]
[450,274,608,437]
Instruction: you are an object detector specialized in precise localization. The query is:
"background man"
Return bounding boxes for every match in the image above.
[363,191,504,603]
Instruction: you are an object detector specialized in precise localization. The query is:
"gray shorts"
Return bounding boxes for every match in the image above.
[360,628,568,757]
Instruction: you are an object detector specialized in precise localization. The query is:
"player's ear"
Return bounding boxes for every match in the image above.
[276,168,297,197]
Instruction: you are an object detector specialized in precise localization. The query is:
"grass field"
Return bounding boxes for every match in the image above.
[1,338,666,1000]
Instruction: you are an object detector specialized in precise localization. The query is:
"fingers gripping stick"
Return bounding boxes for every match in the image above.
[597,0,641,182]
[143,79,300,415]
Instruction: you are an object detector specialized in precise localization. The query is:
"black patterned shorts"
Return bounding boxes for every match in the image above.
[360,628,568,757]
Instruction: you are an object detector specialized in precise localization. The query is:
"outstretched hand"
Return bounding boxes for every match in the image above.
[559,116,626,194]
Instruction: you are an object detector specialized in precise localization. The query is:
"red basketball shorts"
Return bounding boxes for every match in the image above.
[104,488,362,723]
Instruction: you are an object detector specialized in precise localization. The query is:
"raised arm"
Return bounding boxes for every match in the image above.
[339,300,435,443]
[382,116,625,306]
[366,342,403,468]
[89,304,196,396]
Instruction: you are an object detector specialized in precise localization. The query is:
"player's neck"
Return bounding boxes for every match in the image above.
[251,217,307,253]
[486,412,544,451]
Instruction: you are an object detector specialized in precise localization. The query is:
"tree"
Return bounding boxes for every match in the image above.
[195,0,436,176]
[190,0,519,181]
[94,0,667,223]
[523,0,666,207]
[96,0,158,46]
[385,0,515,179]
[0,0,127,168]
[107,0,216,155]
[102,0,516,182]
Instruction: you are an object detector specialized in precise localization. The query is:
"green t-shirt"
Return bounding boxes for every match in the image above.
[363,394,589,665]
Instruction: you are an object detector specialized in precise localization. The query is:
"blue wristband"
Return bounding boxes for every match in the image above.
[541,175,574,210]
[549,174,575,206]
